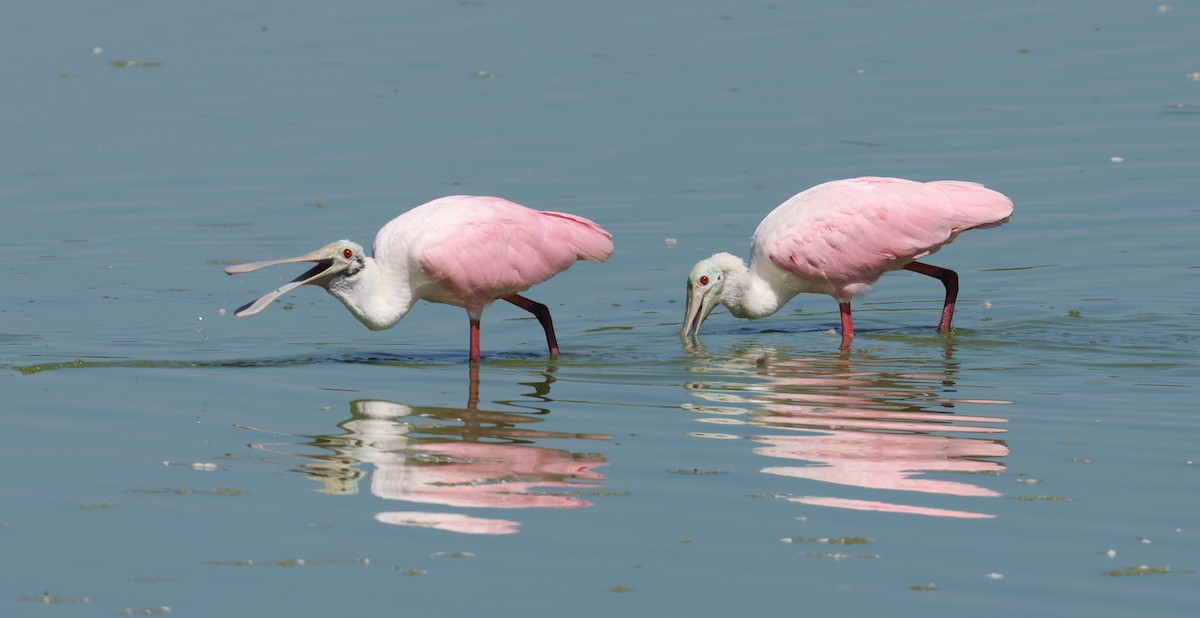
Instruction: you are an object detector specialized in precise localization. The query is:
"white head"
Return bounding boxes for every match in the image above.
[680,252,747,340]
[225,240,367,317]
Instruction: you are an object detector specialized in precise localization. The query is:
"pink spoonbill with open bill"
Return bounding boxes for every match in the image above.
[225,195,613,362]
[681,177,1013,348]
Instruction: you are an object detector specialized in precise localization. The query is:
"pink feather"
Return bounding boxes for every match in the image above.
[759,177,1012,298]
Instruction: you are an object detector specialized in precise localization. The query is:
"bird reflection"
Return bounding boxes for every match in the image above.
[685,344,1010,518]
[289,366,610,534]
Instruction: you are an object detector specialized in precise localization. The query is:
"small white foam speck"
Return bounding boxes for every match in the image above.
[218,308,227,316]
[1106,549,1117,558]
[93,46,103,55]
[664,238,678,246]
[1110,156,1124,163]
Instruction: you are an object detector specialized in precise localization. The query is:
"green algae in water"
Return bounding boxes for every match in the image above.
[667,468,729,476]
[128,487,248,496]
[782,536,873,545]
[1106,565,1175,577]
[909,583,939,592]
[109,59,161,68]
[204,557,370,568]
[18,592,90,605]
[130,487,195,495]
[79,502,118,509]
[803,552,879,560]
[120,607,172,616]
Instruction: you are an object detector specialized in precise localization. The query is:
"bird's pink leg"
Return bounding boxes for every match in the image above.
[838,302,854,349]
[468,317,482,363]
[503,294,560,358]
[903,261,959,332]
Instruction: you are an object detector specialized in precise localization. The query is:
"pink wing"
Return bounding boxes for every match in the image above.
[758,177,1012,287]
[383,196,612,306]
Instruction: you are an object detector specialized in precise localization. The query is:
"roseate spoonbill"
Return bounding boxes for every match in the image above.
[225,195,613,362]
[681,177,1012,348]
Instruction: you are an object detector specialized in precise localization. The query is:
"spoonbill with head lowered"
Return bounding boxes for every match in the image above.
[681,177,1012,348]
[226,195,613,362]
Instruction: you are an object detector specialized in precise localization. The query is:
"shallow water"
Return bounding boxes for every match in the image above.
[4,1,1199,616]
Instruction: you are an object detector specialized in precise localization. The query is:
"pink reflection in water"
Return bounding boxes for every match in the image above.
[788,496,995,519]
[756,432,1004,497]
[294,368,609,534]
[374,511,521,535]
[687,346,1011,518]
[371,438,605,510]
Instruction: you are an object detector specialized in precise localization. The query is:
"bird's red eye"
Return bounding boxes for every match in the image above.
[699,276,710,285]
[343,249,353,259]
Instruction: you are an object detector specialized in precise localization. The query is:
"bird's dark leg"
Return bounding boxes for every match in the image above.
[468,317,482,363]
[503,294,560,358]
[838,302,854,349]
[903,261,959,332]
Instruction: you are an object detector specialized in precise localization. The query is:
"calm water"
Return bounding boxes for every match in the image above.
[4,1,1199,616]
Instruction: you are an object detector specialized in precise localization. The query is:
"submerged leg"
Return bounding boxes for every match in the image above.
[838,301,854,349]
[903,261,959,332]
[467,363,480,408]
[503,294,560,358]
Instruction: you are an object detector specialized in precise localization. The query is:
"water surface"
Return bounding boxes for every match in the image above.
[4,1,1198,616]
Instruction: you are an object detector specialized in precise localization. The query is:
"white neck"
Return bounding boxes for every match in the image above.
[324,257,416,330]
[714,253,802,320]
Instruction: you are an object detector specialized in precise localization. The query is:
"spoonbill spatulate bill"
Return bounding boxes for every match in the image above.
[226,195,613,362]
[681,177,1013,348]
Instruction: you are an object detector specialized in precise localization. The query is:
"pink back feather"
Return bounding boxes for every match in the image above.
[375,196,612,309]
[757,177,1012,291]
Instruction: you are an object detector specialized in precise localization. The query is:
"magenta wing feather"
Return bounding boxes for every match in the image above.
[758,177,1012,290]
[382,196,611,306]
